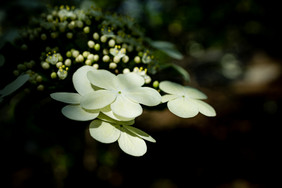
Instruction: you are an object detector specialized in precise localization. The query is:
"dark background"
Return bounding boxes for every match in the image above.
[0,0,281,187]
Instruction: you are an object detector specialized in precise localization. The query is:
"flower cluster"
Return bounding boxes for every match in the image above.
[0,5,216,156]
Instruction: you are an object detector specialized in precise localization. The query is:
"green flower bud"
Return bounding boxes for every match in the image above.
[94,43,100,51]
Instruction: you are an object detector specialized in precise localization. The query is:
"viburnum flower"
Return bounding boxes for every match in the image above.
[80,68,162,119]
[50,66,100,121]
[159,81,216,118]
[90,114,156,157]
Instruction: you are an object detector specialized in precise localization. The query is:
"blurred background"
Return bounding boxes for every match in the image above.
[0,0,281,187]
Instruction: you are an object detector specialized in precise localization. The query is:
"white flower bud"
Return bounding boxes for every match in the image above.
[66,32,73,39]
[83,26,90,33]
[87,54,94,61]
[122,55,129,63]
[93,54,99,61]
[88,40,95,48]
[102,55,110,62]
[103,49,109,55]
[50,32,58,39]
[47,14,53,22]
[64,59,72,66]
[123,68,130,74]
[108,39,115,47]
[76,20,84,28]
[36,75,43,82]
[93,64,99,69]
[42,62,50,69]
[134,56,141,63]
[113,56,120,63]
[72,50,79,58]
[100,35,107,43]
[56,62,63,68]
[145,76,152,84]
[93,32,99,40]
[76,54,84,62]
[109,62,117,69]
[41,34,47,40]
[37,84,44,91]
[83,51,90,58]
[68,21,75,29]
[85,59,92,65]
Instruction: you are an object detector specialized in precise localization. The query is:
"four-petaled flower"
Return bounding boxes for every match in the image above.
[159,81,216,118]
[80,68,162,119]
[51,66,100,121]
[90,114,156,157]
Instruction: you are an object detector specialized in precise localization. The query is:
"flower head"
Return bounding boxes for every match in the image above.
[159,81,216,118]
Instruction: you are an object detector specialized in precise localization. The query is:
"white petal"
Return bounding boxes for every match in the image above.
[126,87,161,106]
[191,99,216,117]
[62,105,99,121]
[115,73,145,90]
[123,125,156,143]
[87,69,117,90]
[100,105,135,122]
[159,81,184,95]
[73,65,96,95]
[80,90,116,110]
[0,74,29,97]
[98,108,135,124]
[50,92,81,104]
[161,94,178,103]
[118,127,147,156]
[111,94,142,119]
[167,97,199,118]
[89,120,120,144]
[183,86,207,99]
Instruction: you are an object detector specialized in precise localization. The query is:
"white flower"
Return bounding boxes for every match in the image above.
[110,46,126,62]
[50,66,100,121]
[89,114,156,157]
[159,81,216,118]
[80,69,162,119]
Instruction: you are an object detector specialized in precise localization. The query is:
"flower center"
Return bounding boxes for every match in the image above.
[118,91,122,94]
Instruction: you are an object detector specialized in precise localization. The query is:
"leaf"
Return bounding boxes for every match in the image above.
[150,40,184,60]
[0,74,29,98]
[160,64,190,82]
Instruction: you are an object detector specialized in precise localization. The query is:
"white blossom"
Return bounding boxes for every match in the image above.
[80,68,162,119]
[159,81,216,118]
[89,114,156,156]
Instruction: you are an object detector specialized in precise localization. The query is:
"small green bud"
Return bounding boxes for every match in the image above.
[66,32,73,39]
[153,81,159,88]
[51,72,57,79]
[66,51,72,58]
[37,84,44,91]
[83,26,90,33]
[94,43,100,51]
